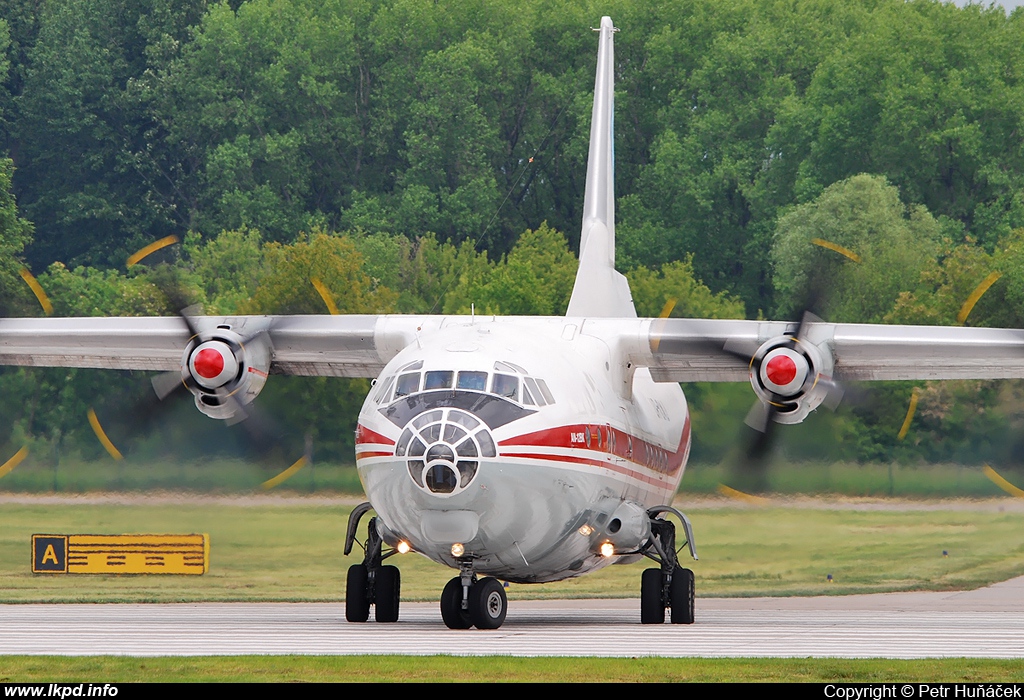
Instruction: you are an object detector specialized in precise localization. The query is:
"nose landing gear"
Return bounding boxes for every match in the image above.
[440,560,507,630]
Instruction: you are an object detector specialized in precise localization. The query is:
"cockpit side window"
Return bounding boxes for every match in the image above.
[424,370,454,390]
[491,373,519,400]
[521,382,537,405]
[394,372,421,398]
[535,378,555,404]
[523,377,545,406]
[374,375,395,404]
[457,371,488,391]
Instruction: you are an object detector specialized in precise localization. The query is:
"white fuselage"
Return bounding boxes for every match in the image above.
[355,317,690,583]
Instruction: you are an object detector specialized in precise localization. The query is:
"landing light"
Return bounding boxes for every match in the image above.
[600,542,615,558]
[396,541,411,554]
[578,524,594,536]
[451,543,465,558]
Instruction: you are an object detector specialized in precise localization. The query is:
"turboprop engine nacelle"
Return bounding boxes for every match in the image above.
[747,334,836,426]
[180,326,271,420]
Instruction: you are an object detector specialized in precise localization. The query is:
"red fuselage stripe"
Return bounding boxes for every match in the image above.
[497,418,690,477]
[356,450,394,460]
[355,424,396,447]
[499,451,676,488]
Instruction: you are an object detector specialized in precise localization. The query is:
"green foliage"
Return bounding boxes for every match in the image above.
[182,227,263,314]
[628,256,746,320]
[393,233,493,313]
[888,227,1024,330]
[37,263,171,317]
[0,156,33,313]
[772,174,941,322]
[5,0,1024,468]
[445,223,577,315]
[242,230,397,314]
[15,0,203,268]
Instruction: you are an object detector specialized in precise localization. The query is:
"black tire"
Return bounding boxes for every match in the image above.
[669,567,695,624]
[374,565,401,622]
[440,576,473,629]
[345,564,370,623]
[640,568,665,624]
[469,577,507,630]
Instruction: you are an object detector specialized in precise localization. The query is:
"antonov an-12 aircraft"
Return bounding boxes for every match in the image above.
[4,17,1024,630]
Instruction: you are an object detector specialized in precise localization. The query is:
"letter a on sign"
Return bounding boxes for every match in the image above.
[32,535,67,573]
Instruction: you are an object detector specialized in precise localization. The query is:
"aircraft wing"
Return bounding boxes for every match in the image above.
[637,317,1024,382]
[4,313,1024,383]
[0,314,434,378]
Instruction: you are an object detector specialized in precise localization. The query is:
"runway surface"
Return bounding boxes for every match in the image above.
[4,575,1024,658]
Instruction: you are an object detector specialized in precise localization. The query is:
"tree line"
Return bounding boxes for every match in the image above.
[0,0,1023,468]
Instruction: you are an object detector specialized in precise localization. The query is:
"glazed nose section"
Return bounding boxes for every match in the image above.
[425,444,459,494]
[395,407,497,497]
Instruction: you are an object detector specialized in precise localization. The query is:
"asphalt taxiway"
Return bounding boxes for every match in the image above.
[3,575,1024,658]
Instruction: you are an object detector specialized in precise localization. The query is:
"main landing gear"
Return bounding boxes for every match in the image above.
[638,506,698,624]
[344,503,402,623]
[439,560,507,630]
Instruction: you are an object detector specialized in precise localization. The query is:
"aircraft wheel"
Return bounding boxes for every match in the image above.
[345,564,370,622]
[669,567,695,624]
[440,576,472,629]
[640,568,665,624]
[469,577,507,630]
[374,565,401,622]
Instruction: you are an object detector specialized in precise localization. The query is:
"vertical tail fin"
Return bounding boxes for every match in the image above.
[565,16,637,319]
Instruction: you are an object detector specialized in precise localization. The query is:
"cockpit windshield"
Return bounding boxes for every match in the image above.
[394,372,420,398]
[490,374,518,401]
[457,371,487,390]
[375,363,555,407]
[424,370,454,390]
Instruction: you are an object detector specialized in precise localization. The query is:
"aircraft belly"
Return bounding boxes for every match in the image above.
[360,456,666,583]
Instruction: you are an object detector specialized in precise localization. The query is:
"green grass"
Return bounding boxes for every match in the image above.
[2,656,1024,682]
[0,457,365,494]
[3,500,1024,603]
[684,461,1010,498]
[4,499,1024,682]
[0,456,1014,498]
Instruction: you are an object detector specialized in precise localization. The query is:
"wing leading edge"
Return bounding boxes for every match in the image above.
[0,315,431,378]
[3,314,1024,383]
[640,317,1024,382]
